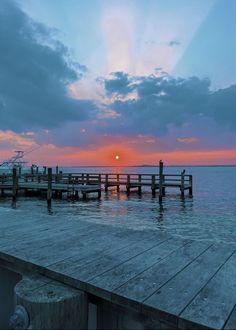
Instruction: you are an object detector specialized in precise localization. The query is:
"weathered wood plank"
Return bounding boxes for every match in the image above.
[143,244,235,324]
[180,251,236,330]
[113,240,211,309]
[61,235,171,282]
[45,231,164,275]
[224,305,236,330]
[88,238,190,300]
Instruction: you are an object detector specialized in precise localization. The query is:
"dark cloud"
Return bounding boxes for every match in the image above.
[0,0,95,132]
[101,72,134,97]
[101,71,236,136]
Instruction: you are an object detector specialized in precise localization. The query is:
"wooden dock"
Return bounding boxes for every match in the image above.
[0,162,193,203]
[0,213,236,329]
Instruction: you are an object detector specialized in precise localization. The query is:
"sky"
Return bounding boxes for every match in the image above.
[0,0,236,166]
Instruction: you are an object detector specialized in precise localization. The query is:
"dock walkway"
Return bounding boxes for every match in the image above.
[0,213,235,329]
[0,167,193,203]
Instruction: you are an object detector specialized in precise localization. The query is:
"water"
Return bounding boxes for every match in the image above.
[0,166,236,245]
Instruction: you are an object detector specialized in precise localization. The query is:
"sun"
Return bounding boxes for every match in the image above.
[115,155,120,160]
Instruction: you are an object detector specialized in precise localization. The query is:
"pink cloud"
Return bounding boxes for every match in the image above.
[177,137,199,144]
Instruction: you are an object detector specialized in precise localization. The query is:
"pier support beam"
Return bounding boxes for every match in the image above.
[189,175,193,196]
[0,266,21,329]
[12,168,18,202]
[13,275,88,330]
[47,167,52,206]
[159,160,164,202]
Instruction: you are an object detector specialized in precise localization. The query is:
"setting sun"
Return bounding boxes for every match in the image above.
[115,155,120,160]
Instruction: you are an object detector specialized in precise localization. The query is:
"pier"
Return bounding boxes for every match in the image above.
[0,162,193,203]
[0,214,236,329]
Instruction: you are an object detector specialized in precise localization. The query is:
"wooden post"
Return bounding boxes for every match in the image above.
[47,167,52,206]
[138,174,142,194]
[151,175,156,197]
[189,175,193,196]
[0,266,22,329]
[159,160,164,202]
[31,165,34,182]
[43,166,47,175]
[180,169,185,197]
[105,174,108,192]
[12,275,88,330]
[126,174,130,194]
[117,174,120,192]
[98,188,101,199]
[12,168,18,201]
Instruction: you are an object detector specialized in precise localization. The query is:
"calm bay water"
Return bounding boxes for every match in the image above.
[0,166,236,244]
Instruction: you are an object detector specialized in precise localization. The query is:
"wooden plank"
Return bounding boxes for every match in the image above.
[88,238,189,300]
[143,244,235,323]
[224,305,236,330]
[180,251,236,330]
[44,231,169,279]
[59,234,171,282]
[0,218,95,250]
[113,240,211,309]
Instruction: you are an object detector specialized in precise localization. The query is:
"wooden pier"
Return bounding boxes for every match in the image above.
[0,214,236,329]
[0,162,193,203]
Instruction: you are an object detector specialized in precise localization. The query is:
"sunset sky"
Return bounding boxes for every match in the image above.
[0,0,236,166]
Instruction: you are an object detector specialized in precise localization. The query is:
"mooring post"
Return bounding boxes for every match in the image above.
[126,174,130,194]
[117,174,120,192]
[151,175,156,197]
[105,174,108,192]
[47,167,52,206]
[30,165,34,182]
[189,175,193,196]
[12,168,18,201]
[138,174,142,194]
[180,169,185,197]
[159,160,164,202]
[12,275,88,330]
[0,266,22,329]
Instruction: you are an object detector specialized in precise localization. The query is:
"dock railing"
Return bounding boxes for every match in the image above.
[0,168,193,202]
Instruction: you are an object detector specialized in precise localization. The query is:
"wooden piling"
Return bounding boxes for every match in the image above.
[105,174,108,192]
[12,168,18,201]
[13,276,88,330]
[117,174,120,192]
[180,170,185,197]
[43,166,47,175]
[189,175,193,196]
[151,175,156,197]
[126,175,130,194]
[47,168,52,206]
[138,174,142,194]
[159,160,164,202]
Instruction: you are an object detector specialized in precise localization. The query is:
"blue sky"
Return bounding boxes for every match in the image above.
[0,0,236,165]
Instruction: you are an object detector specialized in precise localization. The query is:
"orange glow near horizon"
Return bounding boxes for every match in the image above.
[12,143,236,167]
[1,137,236,166]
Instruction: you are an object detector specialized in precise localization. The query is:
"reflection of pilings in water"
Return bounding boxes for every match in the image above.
[180,196,194,214]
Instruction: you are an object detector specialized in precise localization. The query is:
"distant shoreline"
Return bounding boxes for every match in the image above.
[60,164,236,168]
